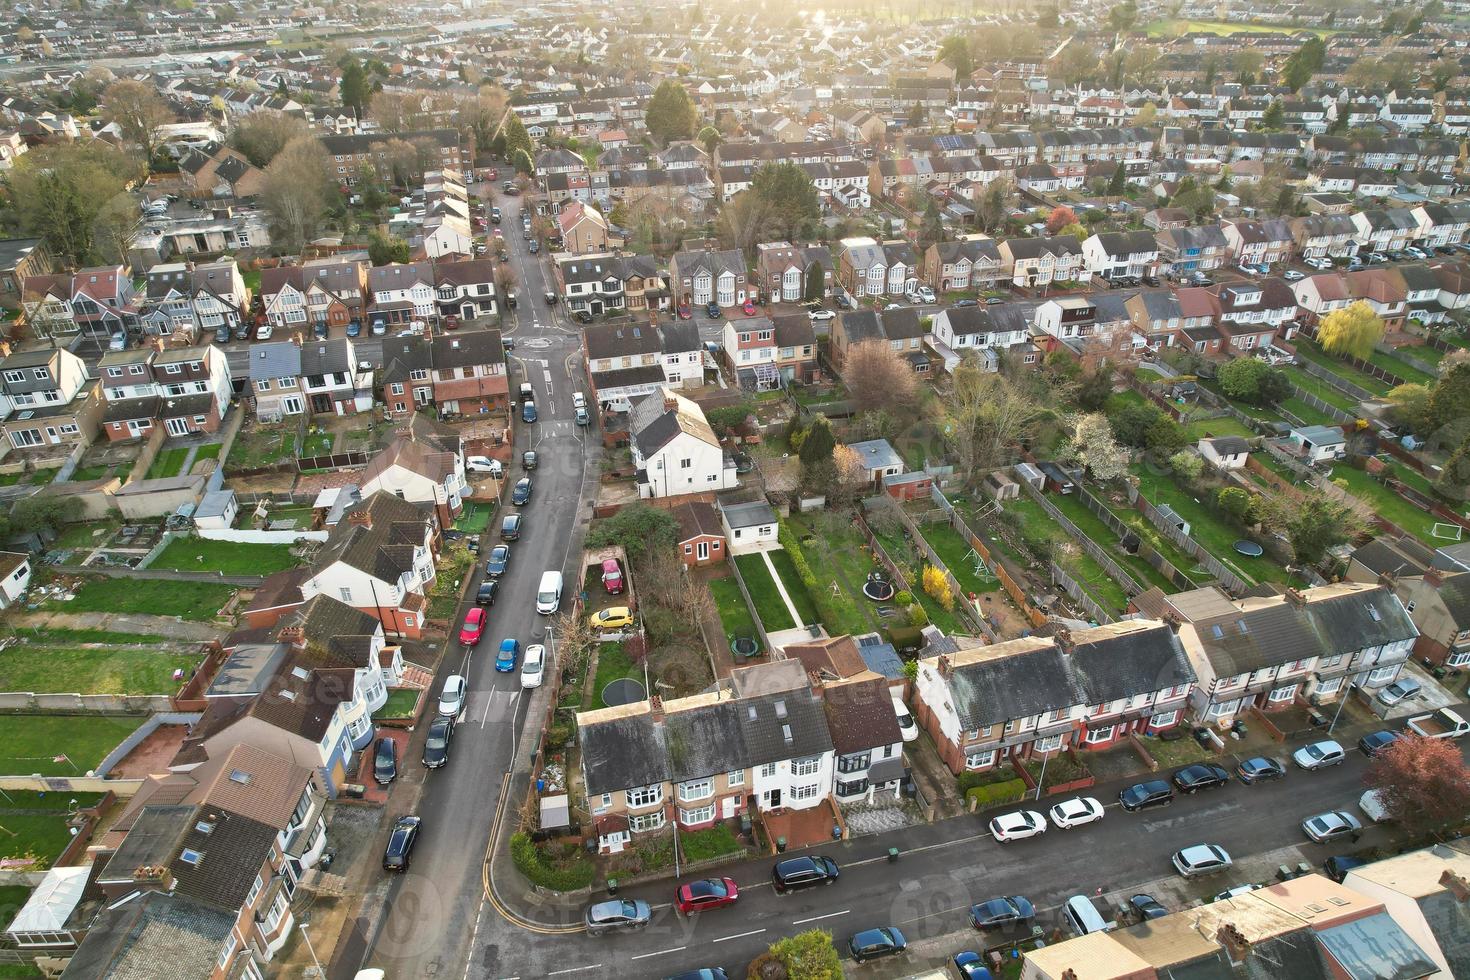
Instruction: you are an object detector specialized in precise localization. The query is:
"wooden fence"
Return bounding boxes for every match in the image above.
[1048,561,1115,624]
[1069,484,1197,591]
[922,488,1049,630]
[876,496,994,640]
[1019,481,1145,599]
[1125,484,1251,594]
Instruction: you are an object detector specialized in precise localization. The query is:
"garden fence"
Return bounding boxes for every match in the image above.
[1018,481,1146,598]
[925,486,1049,630]
[296,451,370,471]
[1048,562,1115,624]
[92,711,201,778]
[1295,325,1406,387]
[1125,485,1251,594]
[0,693,172,714]
[1071,485,1194,591]
[885,501,993,640]
[1293,358,1374,404]
[1287,385,1356,424]
[1375,342,1439,379]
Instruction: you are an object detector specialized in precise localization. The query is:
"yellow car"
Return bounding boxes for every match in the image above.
[590,607,634,630]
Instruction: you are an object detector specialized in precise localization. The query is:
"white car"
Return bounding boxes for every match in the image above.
[915,286,936,303]
[1293,739,1345,770]
[883,302,905,311]
[572,392,587,410]
[437,674,467,717]
[891,697,918,743]
[807,308,837,322]
[1304,257,1332,270]
[466,456,503,477]
[255,323,274,341]
[989,810,1047,842]
[1374,676,1422,706]
[1048,796,1105,829]
[1283,270,1305,282]
[521,644,546,690]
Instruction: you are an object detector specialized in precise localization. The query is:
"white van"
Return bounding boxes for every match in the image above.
[1061,895,1113,937]
[535,570,562,615]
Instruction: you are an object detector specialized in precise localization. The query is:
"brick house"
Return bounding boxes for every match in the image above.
[671,499,726,567]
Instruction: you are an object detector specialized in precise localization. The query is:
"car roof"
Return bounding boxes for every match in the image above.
[499,638,516,650]
[1180,844,1224,860]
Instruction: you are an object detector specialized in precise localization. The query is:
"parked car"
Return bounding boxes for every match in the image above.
[512,477,533,505]
[527,240,539,255]
[437,674,467,717]
[1048,796,1104,829]
[1358,730,1400,758]
[1236,756,1286,784]
[808,308,837,322]
[742,299,756,315]
[584,899,651,935]
[466,455,503,477]
[1119,780,1175,812]
[953,299,979,308]
[1293,739,1346,770]
[382,815,421,871]
[495,638,519,673]
[422,716,453,768]
[522,450,538,470]
[458,609,487,647]
[1302,810,1362,843]
[520,644,545,689]
[1172,843,1233,877]
[1304,257,1332,270]
[1324,855,1368,883]
[848,927,907,963]
[674,877,739,915]
[521,402,538,423]
[969,895,1034,930]
[590,606,634,630]
[476,580,498,606]
[989,810,1047,842]
[485,544,510,577]
[953,951,994,978]
[1172,763,1231,794]
[1375,676,1422,706]
[892,697,918,742]
[1283,269,1305,282]
[372,737,398,785]
[915,285,936,303]
[575,406,590,426]
[771,854,839,894]
[705,301,721,318]
[1128,894,1168,921]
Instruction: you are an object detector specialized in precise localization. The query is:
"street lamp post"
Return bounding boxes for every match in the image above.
[1328,678,1359,734]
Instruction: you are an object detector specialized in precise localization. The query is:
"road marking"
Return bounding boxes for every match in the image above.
[713,928,766,943]
[546,966,603,976]
[629,946,685,961]
[793,910,848,925]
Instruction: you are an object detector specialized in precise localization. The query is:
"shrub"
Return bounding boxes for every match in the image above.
[510,832,595,891]
[965,778,1028,808]
[1216,486,1253,522]
[1170,449,1204,479]
[544,723,573,751]
[907,602,929,628]
[778,521,820,593]
[921,565,954,611]
[894,589,914,606]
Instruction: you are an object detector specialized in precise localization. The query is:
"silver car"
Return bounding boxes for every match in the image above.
[584,898,651,935]
[1302,810,1362,843]
[1375,677,1422,707]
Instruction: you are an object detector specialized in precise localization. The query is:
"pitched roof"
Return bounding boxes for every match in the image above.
[310,493,431,584]
[629,388,718,456]
[59,891,235,980]
[671,499,722,542]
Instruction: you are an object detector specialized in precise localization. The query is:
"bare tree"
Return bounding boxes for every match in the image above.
[943,359,1047,484]
[92,191,139,264]
[101,79,174,163]
[844,339,919,418]
[261,135,335,253]
[229,110,311,168]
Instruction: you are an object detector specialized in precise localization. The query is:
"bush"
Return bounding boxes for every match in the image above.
[907,602,929,628]
[510,832,596,892]
[544,723,573,751]
[1170,449,1204,479]
[921,565,954,611]
[894,589,914,606]
[778,521,820,593]
[965,778,1028,808]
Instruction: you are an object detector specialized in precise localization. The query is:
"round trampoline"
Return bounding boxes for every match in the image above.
[862,572,896,602]
[600,678,646,707]
[731,635,760,658]
[1233,540,1265,558]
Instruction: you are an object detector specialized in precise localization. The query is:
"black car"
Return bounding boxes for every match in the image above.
[1172,763,1231,794]
[1324,855,1368,883]
[1358,730,1400,758]
[523,450,538,470]
[485,544,510,577]
[476,580,498,606]
[1119,779,1175,812]
[969,895,1035,930]
[771,854,840,894]
[1236,756,1286,784]
[848,927,907,963]
[512,477,533,505]
[373,736,398,785]
[501,513,523,541]
[1142,275,1161,287]
[528,240,539,254]
[574,310,594,324]
[422,716,453,768]
[1129,894,1168,921]
[382,815,421,871]
[953,299,979,308]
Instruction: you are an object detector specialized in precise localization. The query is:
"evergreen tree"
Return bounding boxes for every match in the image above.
[645,81,697,144]
[339,57,370,118]
[1281,36,1326,92]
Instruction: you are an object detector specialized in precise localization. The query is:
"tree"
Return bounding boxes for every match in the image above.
[804,262,824,302]
[102,80,174,164]
[1318,302,1386,360]
[697,124,722,158]
[1109,401,1162,447]
[1259,99,1284,132]
[8,143,140,265]
[1070,413,1129,482]
[906,102,926,127]
[1218,357,1290,405]
[1135,101,1158,127]
[1144,415,1187,455]
[502,110,533,167]
[645,80,697,144]
[844,340,919,420]
[1171,450,1205,479]
[798,416,837,465]
[922,565,955,611]
[977,180,1010,233]
[1075,361,1115,412]
[339,56,370,117]
[743,161,820,243]
[583,503,678,564]
[1435,430,1470,501]
[230,110,311,168]
[1260,494,1364,564]
[1045,205,1077,236]
[1429,362,1470,437]
[918,199,945,251]
[1233,49,1264,85]
[750,929,843,980]
[368,231,410,265]
[261,135,334,254]
[92,191,140,265]
[1216,486,1254,522]
[1363,734,1470,835]
[1281,36,1326,91]
[1385,383,1434,435]
[1107,161,1127,196]
[938,35,973,77]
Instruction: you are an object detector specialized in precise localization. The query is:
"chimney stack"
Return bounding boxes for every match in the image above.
[1054,627,1074,655]
[1425,566,1446,589]
[278,625,305,647]
[1284,587,1307,608]
[1441,869,1470,903]
[347,507,373,529]
[1377,570,1397,589]
[1216,923,1251,964]
[649,694,665,722]
[1161,611,1182,634]
[937,654,953,679]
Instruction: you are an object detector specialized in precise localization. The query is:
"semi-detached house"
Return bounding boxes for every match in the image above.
[97,343,232,442]
[260,259,368,333]
[0,346,102,450]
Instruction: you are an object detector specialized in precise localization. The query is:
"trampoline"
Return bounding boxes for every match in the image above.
[731,635,760,658]
[600,678,646,707]
[863,572,896,602]
[1233,540,1264,558]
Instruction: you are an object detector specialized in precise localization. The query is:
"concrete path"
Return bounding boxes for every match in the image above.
[178,444,200,476]
[761,549,804,628]
[5,610,226,641]
[51,564,264,586]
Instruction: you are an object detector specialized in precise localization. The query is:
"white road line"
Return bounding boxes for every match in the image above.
[792,910,849,925]
[629,946,685,961]
[546,966,603,976]
[713,928,766,943]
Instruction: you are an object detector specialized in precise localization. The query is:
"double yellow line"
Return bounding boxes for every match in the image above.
[481,769,585,935]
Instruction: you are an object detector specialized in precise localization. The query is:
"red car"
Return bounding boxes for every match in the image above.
[742,299,757,316]
[677,304,693,320]
[674,876,739,915]
[458,607,487,646]
[486,168,498,180]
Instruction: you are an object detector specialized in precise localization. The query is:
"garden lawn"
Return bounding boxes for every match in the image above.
[1144,17,1335,36]
[1279,396,1339,427]
[144,446,190,480]
[1181,415,1256,441]
[734,552,796,631]
[1325,465,1445,547]
[1293,341,1392,396]
[1130,467,1292,585]
[0,814,76,868]
[302,431,334,457]
[0,643,201,695]
[374,688,420,719]
[708,574,760,645]
[865,516,967,634]
[51,521,118,551]
[767,549,819,626]
[48,577,237,620]
[916,519,1002,596]
[67,464,114,482]
[241,268,261,292]
[0,792,103,811]
[787,515,880,636]
[0,714,145,775]
[193,442,223,462]
[227,427,298,470]
[679,824,745,862]
[1278,364,1361,413]
[426,544,475,621]
[1364,349,1436,386]
[1195,380,1286,424]
[1047,492,1181,594]
[586,642,641,710]
[999,495,1128,615]
[151,538,297,575]
[1105,389,1149,415]
[454,502,492,534]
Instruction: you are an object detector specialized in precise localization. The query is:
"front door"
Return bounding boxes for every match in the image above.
[696,541,710,562]
[766,788,781,809]
[165,417,190,437]
[721,796,736,819]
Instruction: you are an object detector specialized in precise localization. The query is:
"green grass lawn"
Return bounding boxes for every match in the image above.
[143,446,190,481]
[373,688,420,719]
[733,553,796,631]
[51,521,119,551]
[0,792,103,811]
[998,495,1128,615]
[1294,341,1392,396]
[151,537,297,575]
[1105,389,1149,415]
[1381,462,1437,497]
[867,516,967,635]
[787,515,881,636]
[47,577,237,620]
[1279,364,1362,413]
[67,464,115,482]
[0,714,145,776]
[0,469,58,487]
[1181,415,1256,441]
[916,519,1002,597]
[302,431,334,457]
[193,442,223,462]
[0,643,202,695]
[1325,465,1446,547]
[455,503,493,534]
[228,427,298,470]
[1046,492,1181,594]
[767,549,819,626]
[586,642,642,710]
[708,574,760,647]
[426,544,475,621]
[1144,17,1335,36]
[2,627,168,646]
[1130,468,1293,585]
[241,268,261,293]
[0,814,77,868]
[1365,349,1436,386]
[1196,380,1287,424]
[1279,396,1340,427]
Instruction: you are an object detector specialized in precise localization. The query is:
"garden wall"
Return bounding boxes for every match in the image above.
[92,711,200,777]
[0,775,143,795]
[0,693,172,713]
[197,527,329,544]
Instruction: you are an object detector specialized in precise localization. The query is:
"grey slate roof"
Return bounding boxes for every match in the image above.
[299,338,352,375]
[247,341,302,381]
[59,891,235,980]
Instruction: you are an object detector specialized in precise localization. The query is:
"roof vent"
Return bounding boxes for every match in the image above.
[747,705,757,721]
[279,690,296,702]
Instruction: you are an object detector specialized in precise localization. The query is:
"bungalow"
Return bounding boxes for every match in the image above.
[1198,435,1250,471]
[672,499,726,567]
[720,499,779,555]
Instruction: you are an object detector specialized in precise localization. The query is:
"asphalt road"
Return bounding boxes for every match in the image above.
[357,190,593,980]
[464,739,1466,980]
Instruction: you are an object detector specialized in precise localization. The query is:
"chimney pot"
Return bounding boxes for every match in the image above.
[1441,869,1470,902]
[1285,587,1306,608]
[1055,627,1074,653]
[937,654,952,678]
[649,695,665,721]
[1425,567,1446,589]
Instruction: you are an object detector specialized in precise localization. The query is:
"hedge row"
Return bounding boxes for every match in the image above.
[965,778,1028,809]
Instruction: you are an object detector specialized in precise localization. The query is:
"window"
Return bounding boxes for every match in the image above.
[593,793,611,813]
[1446,649,1470,668]
[106,367,123,378]
[1368,665,1399,685]
[628,811,665,833]
[837,753,870,774]
[217,935,238,971]
[1269,684,1298,704]
[1315,677,1343,696]
[1034,734,1063,753]
[965,749,996,770]
[759,763,778,779]
[836,778,869,797]
[1084,725,1114,744]
[255,379,271,392]
[338,588,352,603]
[244,875,263,909]
[678,778,713,802]
[627,784,662,808]
[792,756,822,777]
[726,770,744,787]
[679,803,715,824]
[790,783,820,802]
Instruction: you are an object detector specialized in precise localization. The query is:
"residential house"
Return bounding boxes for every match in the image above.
[358,419,467,525]
[178,141,267,198]
[721,499,779,555]
[1198,435,1250,471]
[1001,236,1084,288]
[1083,231,1160,282]
[555,252,667,316]
[671,499,726,567]
[670,247,749,310]
[0,347,102,450]
[922,236,1005,293]
[429,330,507,416]
[1155,224,1231,276]
[249,341,306,422]
[97,343,232,442]
[1341,846,1470,980]
[68,265,140,345]
[1125,290,1183,349]
[584,321,666,412]
[368,262,435,329]
[262,258,370,334]
[557,202,611,255]
[629,388,736,499]
[1352,208,1421,255]
[721,313,816,390]
[1389,568,1470,671]
[300,338,373,416]
[140,262,201,340]
[1207,278,1297,349]
[929,304,1032,371]
[755,242,831,302]
[658,320,703,390]
[190,259,250,337]
[1290,214,1362,261]
[1133,582,1417,725]
[380,335,433,419]
[1411,202,1470,249]
[432,258,499,322]
[0,238,52,309]
[1223,218,1295,268]
[912,620,1197,775]
[837,237,888,297]
[1346,268,1409,329]
[1293,272,1352,324]
[320,130,468,184]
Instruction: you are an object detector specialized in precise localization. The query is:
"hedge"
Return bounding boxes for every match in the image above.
[510,832,596,891]
[777,521,819,592]
[965,778,1028,809]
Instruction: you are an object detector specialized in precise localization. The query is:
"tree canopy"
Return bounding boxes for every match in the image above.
[1281,36,1326,91]
[937,36,973,77]
[645,81,698,144]
[584,503,678,564]
[7,142,142,265]
[1317,302,1385,360]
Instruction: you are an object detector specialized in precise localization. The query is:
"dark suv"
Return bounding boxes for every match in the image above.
[1119,779,1175,812]
[501,513,523,541]
[772,854,840,894]
[382,815,420,871]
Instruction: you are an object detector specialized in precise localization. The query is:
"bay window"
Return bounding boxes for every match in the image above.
[1268,684,1298,704]
[628,811,665,833]
[679,803,715,825]
[1034,734,1063,754]
[626,784,662,809]
[1149,710,1179,728]
[1083,725,1114,744]
[792,756,822,777]
[790,783,820,802]
[678,778,713,802]
[966,749,996,770]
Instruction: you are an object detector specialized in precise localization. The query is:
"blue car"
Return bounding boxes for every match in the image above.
[953,951,993,979]
[346,318,362,338]
[521,402,538,423]
[495,638,520,672]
